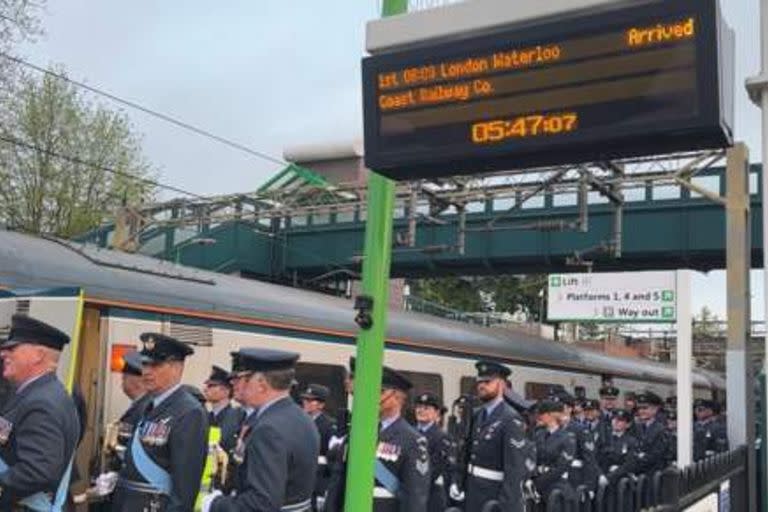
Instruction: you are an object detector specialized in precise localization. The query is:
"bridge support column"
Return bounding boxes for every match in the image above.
[725,142,755,511]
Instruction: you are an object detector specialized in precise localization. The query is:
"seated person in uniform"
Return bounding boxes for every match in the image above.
[693,399,728,461]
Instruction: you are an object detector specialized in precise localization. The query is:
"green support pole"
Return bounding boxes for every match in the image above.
[343,4,406,510]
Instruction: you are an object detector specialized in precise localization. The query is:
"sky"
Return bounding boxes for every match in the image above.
[16,0,767,321]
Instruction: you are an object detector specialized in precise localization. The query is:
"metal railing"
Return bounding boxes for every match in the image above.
[445,447,747,512]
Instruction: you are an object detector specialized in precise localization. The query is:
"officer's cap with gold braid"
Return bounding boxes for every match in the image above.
[139,332,193,363]
[234,347,299,372]
[474,360,511,382]
[1,314,70,351]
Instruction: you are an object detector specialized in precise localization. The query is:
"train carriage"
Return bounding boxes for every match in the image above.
[0,229,723,487]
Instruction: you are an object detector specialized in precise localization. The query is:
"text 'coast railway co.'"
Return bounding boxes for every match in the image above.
[375,17,696,113]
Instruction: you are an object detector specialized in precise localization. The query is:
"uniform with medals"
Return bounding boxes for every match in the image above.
[300,384,337,510]
[0,315,81,511]
[413,392,455,512]
[113,333,209,512]
[532,400,577,502]
[463,361,533,512]
[633,392,669,475]
[325,365,431,512]
[693,399,728,461]
[206,348,319,512]
[110,351,153,470]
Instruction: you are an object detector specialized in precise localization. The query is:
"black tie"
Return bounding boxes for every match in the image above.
[209,411,216,425]
[480,408,488,425]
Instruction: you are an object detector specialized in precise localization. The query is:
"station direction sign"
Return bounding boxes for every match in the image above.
[547,271,677,323]
[362,0,733,180]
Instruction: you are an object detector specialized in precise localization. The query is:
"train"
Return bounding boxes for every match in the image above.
[0,229,724,483]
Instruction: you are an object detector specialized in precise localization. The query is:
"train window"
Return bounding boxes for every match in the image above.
[574,386,586,400]
[460,376,477,396]
[399,371,443,402]
[169,317,213,346]
[525,382,564,400]
[293,362,347,417]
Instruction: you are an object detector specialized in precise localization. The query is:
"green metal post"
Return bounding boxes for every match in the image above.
[343,4,405,511]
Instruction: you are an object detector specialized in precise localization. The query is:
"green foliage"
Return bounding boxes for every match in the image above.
[0,70,155,237]
[409,274,546,320]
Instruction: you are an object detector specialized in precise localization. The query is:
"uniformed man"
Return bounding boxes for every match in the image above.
[531,400,576,504]
[624,392,637,415]
[203,347,319,512]
[596,409,638,509]
[582,399,601,435]
[596,409,638,485]
[552,391,600,494]
[325,365,431,512]
[693,399,728,461]
[597,385,620,442]
[0,314,81,510]
[665,410,677,466]
[413,391,455,512]
[633,392,669,475]
[462,360,533,512]
[301,383,336,511]
[107,350,152,471]
[204,365,245,455]
[113,332,209,512]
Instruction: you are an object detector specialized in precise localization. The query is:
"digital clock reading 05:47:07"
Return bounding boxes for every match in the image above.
[471,113,579,144]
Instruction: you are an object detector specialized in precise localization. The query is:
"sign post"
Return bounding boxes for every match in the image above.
[547,270,694,467]
[675,270,693,467]
[547,271,677,323]
[343,2,405,511]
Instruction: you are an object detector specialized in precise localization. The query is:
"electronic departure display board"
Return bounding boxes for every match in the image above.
[362,0,733,180]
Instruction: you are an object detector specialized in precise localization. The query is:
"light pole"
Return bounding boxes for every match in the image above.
[174,237,217,264]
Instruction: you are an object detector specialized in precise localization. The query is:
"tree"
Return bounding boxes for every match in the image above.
[0,70,155,237]
[0,1,46,93]
[408,274,547,321]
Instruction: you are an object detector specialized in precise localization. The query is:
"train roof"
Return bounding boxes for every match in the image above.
[0,229,723,389]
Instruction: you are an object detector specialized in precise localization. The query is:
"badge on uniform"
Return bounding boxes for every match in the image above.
[376,442,401,462]
[0,416,13,445]
[510,437,526,449]
[585,441,595,452]
[622,444,628,454]
[140,420,171,446]
[484,421,501,440]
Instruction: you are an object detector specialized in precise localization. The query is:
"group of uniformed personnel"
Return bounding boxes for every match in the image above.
[0,313,731,512]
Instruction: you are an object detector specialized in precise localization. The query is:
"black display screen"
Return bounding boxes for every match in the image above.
[362,0,732,180]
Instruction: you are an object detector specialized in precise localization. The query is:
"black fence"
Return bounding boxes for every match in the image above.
[447,446,747,512]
